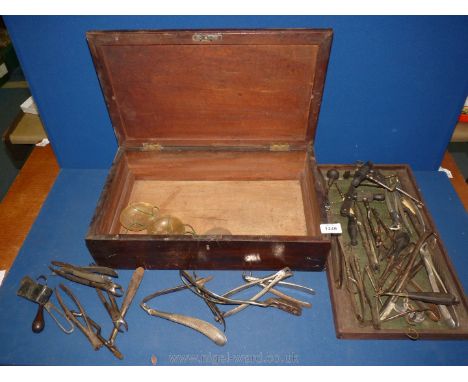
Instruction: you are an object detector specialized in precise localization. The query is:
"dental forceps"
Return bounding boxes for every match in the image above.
[49,261,123,297]
[55,283,123,359]
[140,276,227,346]
[96,289,127,332]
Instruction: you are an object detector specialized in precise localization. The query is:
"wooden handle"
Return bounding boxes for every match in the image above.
[32,305,45,333]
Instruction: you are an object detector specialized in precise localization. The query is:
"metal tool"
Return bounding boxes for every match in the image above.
[352,161,373,188]
[378,232,411,288]
[330,235,344,289]
[347,213,359,246]
[326,169,340,189]
[72,311,124,360]
[362,200,383,248]
[393,179,413,235]
[379,232,433,321]
[108,267,145,346]
[140,277,227,346]
[96,289,127,332]
[420,243,458,328]
[385,189,401,231]
[339,162,373,217]
[402,197,426,233]
[55,284,103,350]
[49,261,123,297]
[221,268,293,318]
[242,274,316,296]
[342,244,364,323]
[17,275,74,334]
[241,273,313,307]
[365,170,424,207]
[180,268,293,308]
[379,291,459,306]
[355,203,379,271]
[362,267,380,329]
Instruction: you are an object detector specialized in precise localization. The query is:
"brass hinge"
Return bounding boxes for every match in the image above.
[269,143,290,152]
[142,142,163,151]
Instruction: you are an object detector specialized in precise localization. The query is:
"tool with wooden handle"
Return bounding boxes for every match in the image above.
[108,267,145,346]
[17,276,74,334]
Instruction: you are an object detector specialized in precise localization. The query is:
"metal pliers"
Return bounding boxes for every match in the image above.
[55,284,123,359]
[49,261,123,297]
[96,289,128,332]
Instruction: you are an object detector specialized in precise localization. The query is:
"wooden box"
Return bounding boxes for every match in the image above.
[317,164,468,339]
[85,29,333,270]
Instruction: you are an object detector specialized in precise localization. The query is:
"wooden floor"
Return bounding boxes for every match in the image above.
[0,147,466,274]
[0,145,59,271]
[441,151,468,211]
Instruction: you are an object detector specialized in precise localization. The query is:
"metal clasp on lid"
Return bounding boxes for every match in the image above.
[192,33,223,42]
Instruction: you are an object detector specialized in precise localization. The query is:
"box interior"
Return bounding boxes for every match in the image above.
[95,150,321,238]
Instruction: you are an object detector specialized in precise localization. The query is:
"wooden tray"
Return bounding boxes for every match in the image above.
[318,163,468,339]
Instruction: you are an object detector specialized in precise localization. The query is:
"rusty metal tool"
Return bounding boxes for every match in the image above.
[355,202,379,271]
[71,311,124,360]
[17,275,74,334]
[96,289,127,332]
[108,267,145,346]
[379,291,459,306]
[55,284,102,350]
[49,261,123,297]
[420,243,459,328]
[379,231,433,321]
[366,170,424,207]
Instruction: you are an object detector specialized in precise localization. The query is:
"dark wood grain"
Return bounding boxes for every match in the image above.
[86,29,332,149]
[86,235,329,271]
[85,29,333,272]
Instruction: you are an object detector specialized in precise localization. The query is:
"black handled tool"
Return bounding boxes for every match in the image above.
[380,291,459,306]
[352,161,373,187]
[347,215,358,246]
[17,276,74,334]
[326,169,340,188]
[17,276,52,333]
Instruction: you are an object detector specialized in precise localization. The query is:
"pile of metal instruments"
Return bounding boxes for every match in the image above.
[18,261,314,358]
[17,262,144,360]
[324,161,461,337]
[140,267,315,346]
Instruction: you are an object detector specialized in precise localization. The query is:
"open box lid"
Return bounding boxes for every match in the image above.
[87,29,333,151]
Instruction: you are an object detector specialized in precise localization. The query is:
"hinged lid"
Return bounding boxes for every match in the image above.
[87,29,333,150]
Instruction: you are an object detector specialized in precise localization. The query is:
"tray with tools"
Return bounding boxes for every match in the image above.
[318,162,468,339]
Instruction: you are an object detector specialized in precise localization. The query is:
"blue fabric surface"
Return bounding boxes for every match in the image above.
[4,16,468,170]
[0,169,467,365]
